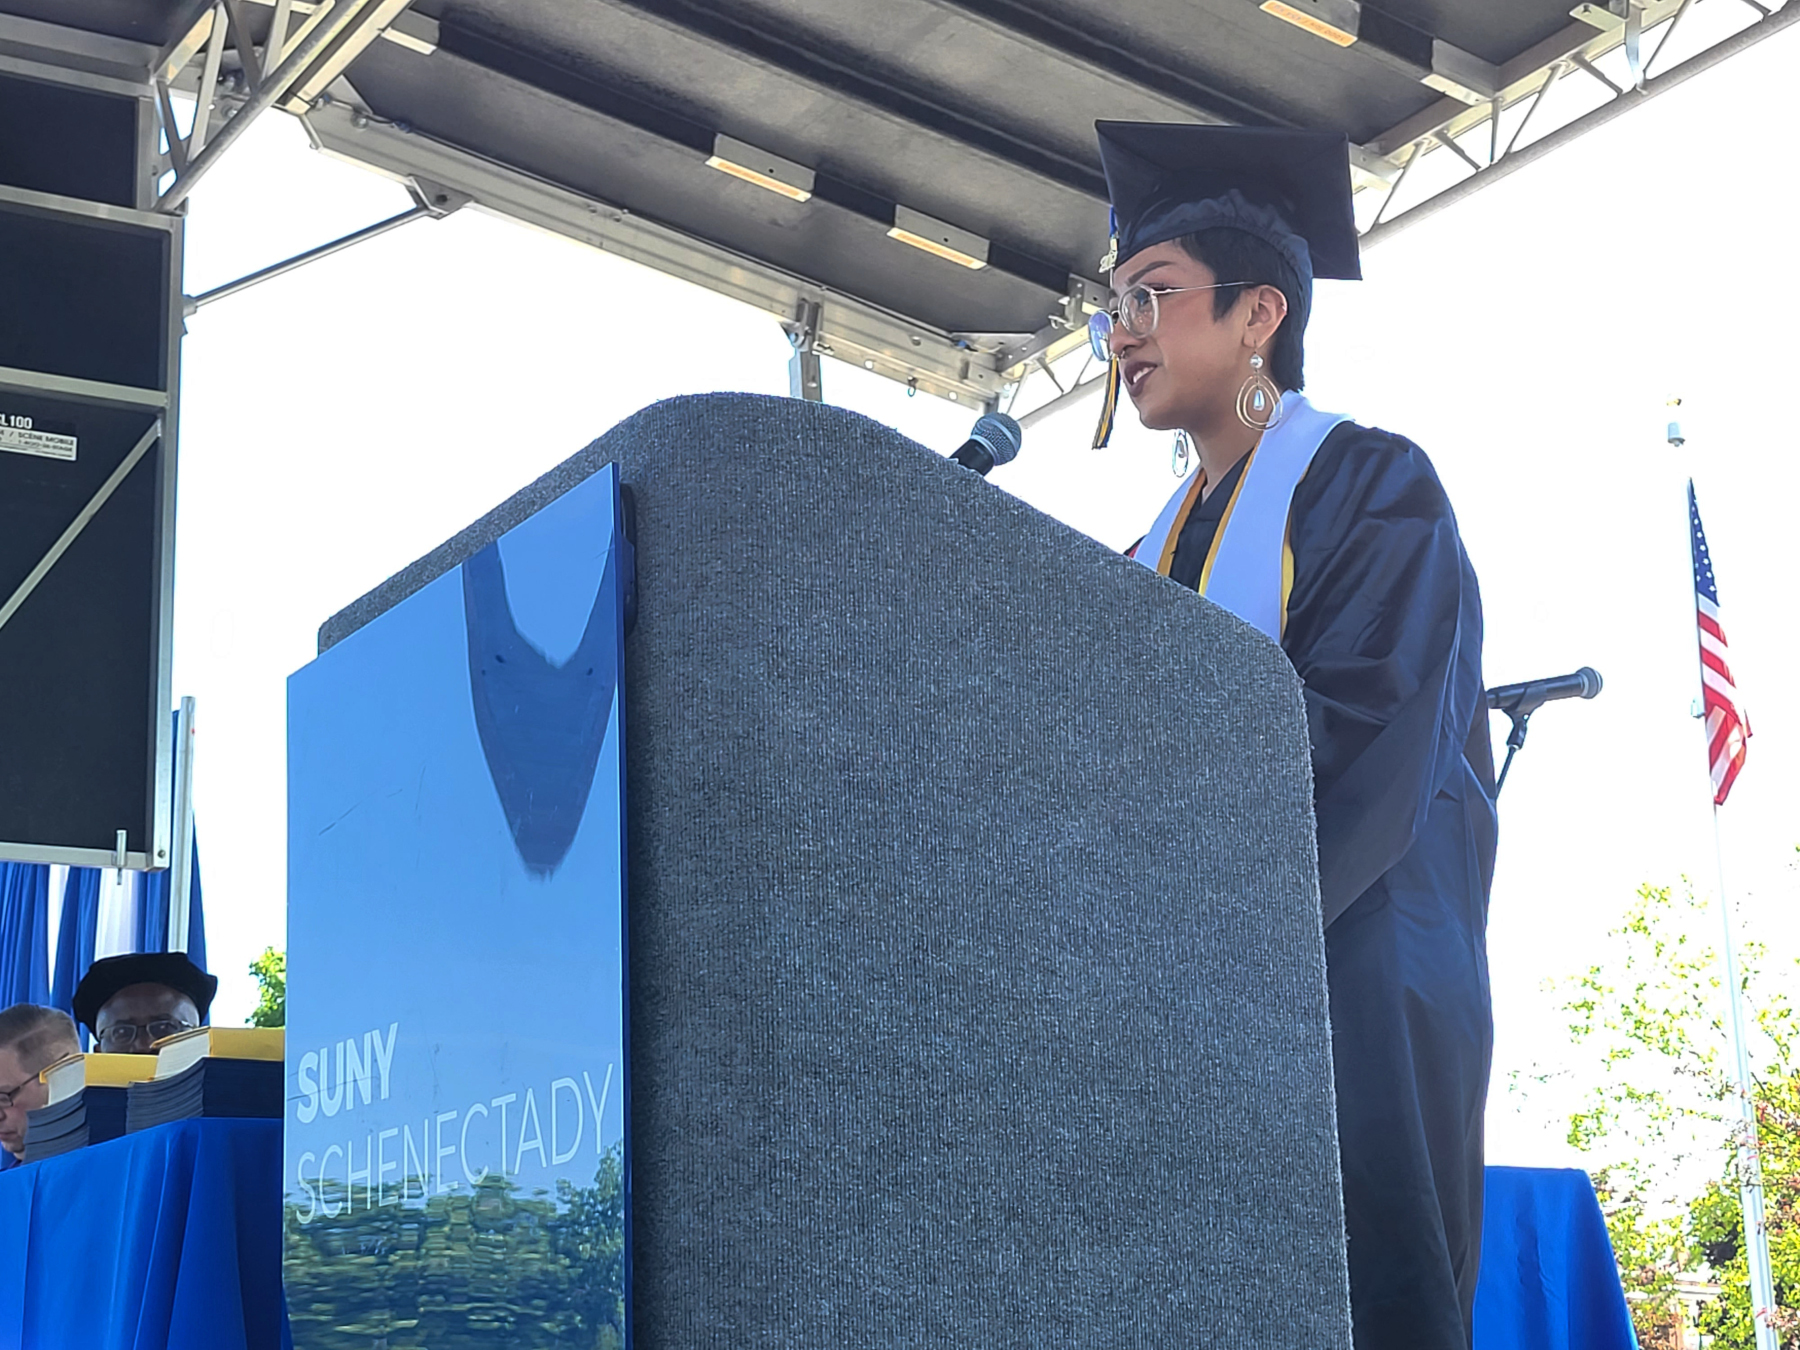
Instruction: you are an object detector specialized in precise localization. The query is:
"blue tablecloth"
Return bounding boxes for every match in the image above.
[0,1127,1632,1349]
[1475,1165,1638,1350]
[0,1119,285,1350]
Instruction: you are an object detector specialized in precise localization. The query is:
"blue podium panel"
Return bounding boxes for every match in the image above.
[285,466,629,1348]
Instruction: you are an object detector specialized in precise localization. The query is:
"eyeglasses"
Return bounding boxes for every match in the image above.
[1088,281,1249,362]
[96,1019,195,1053]
[0,1073,36,1110]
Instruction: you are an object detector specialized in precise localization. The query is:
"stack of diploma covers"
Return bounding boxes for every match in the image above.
[123,1026,285,1133]
[23,1053,158,1160]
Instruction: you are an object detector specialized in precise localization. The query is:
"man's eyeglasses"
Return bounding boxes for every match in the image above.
[96,1019,195,1053]
[0,1073,37,1110]
[1088,280,1249,362]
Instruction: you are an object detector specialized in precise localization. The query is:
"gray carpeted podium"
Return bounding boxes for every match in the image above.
[322,393,1351,1348]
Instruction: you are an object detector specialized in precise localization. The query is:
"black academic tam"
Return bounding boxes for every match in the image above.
[72,952,218,1034]
[1094,121,1362,284]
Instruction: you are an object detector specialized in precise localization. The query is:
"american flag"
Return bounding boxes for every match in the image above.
[1689,481,1750,805]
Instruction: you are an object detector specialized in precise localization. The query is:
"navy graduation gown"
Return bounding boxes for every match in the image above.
[1169,421,1498,1350]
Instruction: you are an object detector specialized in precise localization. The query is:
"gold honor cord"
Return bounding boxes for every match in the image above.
[1278,458,1318,640]
[1156,474,1206,577]
[1280,532,1298,639]
[1196,449,1257,596]
[1154,446,1260,595]
[1091,358,1122,449]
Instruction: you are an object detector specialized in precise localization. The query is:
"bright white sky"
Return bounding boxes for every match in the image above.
[171,11,1798,1173]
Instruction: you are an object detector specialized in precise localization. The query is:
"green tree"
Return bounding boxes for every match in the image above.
[1587,1167,1687,1345]
[1531,879,1799,1346]
[248,946,285,1027]
[1686,1061,1800,1343]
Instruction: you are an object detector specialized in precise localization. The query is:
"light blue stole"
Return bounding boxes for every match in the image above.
[1133,392,1349,642]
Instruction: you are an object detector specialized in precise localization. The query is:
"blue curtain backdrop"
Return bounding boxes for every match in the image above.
[49,867,101,1019]
[44,833,208,1032]
[0,864,51,1009]
[137,831,206,972]
[1,841,207,1025]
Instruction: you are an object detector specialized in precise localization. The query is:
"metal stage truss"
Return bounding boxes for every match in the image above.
[2,0,1795,416]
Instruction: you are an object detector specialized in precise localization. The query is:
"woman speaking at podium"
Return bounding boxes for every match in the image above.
[1090,122,1498,1350]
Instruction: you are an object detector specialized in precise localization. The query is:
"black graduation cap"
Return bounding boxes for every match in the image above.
[72,952,218,1034]
[1095,122,1362,288]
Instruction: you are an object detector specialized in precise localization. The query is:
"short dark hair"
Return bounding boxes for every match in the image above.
[0,1004,80,1072]
[1176,228,1306,392]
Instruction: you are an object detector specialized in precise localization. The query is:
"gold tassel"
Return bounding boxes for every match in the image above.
[1091,358,1122,449]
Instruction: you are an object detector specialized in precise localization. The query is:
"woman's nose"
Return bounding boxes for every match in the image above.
[1107,320,1138,360]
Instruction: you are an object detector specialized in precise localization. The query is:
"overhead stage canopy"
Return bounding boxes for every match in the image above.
[3,0,1795,408]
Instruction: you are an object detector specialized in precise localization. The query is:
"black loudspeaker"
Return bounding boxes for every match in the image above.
[0,65,182,870]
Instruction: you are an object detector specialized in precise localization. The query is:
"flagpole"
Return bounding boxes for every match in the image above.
[1708,805,1780,1350]
[1682,455,1780,1347]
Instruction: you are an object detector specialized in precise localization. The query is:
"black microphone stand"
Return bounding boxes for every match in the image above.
[1494,708,1531,798]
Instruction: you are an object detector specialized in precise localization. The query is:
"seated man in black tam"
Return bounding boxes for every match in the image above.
[72,952,219,1055]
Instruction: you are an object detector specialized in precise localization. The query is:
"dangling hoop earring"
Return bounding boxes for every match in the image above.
[1235,352,1284,431]
[1171,429,1193,477]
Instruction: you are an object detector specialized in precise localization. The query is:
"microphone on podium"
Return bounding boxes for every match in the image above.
[949,413,1022,476]
[1485,667,1603,716]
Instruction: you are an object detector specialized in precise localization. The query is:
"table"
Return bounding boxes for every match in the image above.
[0,1129,1634,1349]
[0,1119,286,1350]
[1475,1165,1639,1349]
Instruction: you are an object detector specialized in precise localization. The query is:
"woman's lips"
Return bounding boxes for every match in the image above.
[1124,361,1156,396]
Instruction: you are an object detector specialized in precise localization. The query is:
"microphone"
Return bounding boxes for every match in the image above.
[1486,667,1603,716]
[949,413,1022,476]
